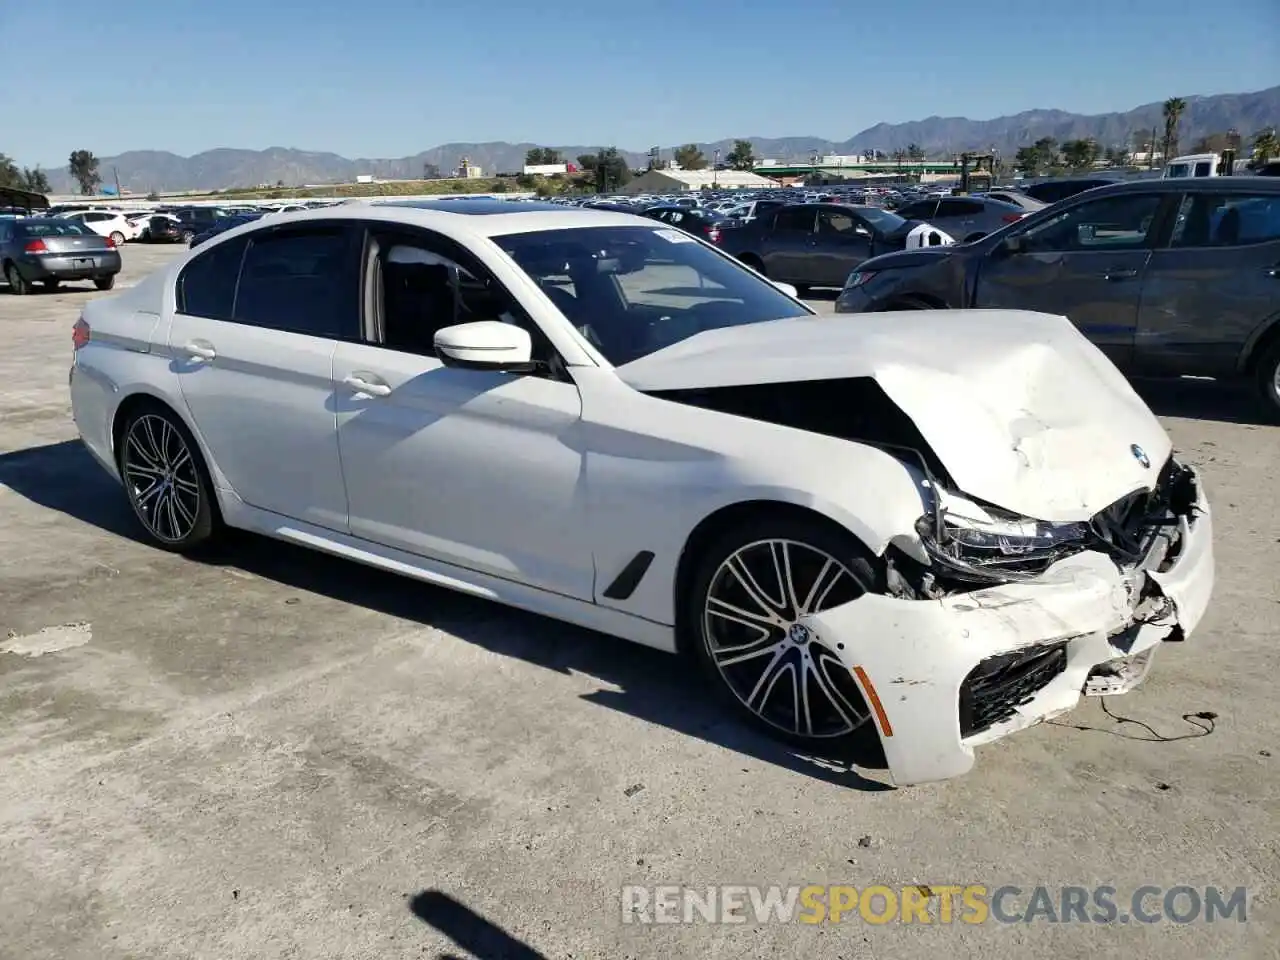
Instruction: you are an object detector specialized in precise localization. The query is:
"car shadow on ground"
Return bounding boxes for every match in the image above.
[1132,378,1274,427]
[0,439,893,792]
[409,890,548,960]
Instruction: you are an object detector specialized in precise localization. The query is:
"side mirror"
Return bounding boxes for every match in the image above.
[434,321,534,372]
[772,280,799,298]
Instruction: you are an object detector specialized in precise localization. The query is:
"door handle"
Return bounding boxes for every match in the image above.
[1102,269,1139,281]
[342,374,391,397]
[181,341,216,360]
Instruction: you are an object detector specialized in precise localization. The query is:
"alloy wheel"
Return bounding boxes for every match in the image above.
[702,538,871,738]
[122,414,202,543]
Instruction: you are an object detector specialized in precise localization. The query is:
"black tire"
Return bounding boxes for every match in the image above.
[5,263,30,295]
[42,279,61,291]
[1253,338,1280,423]
[739,254,765,275]
[182,229,195,243]
[117,403,220,552]
[683,512,885,756]
[793,284,811,297]
[94,275,116,291]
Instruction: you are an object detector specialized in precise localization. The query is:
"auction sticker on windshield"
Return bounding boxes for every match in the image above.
[653,229,695,243]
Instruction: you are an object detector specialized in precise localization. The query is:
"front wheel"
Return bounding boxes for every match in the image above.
[685,513,884,753]
[1254,339,1280,423]
[118,406,219,551]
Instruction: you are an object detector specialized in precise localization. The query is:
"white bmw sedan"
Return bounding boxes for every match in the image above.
[68,199,1215,785]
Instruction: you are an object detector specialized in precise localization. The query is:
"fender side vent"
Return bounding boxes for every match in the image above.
[603,551,656,600]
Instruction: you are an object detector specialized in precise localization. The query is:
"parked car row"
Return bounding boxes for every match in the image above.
[836,177,1280,417]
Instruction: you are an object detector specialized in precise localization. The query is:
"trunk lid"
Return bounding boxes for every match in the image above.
[616,310,1171,521]
[34,232,113,254]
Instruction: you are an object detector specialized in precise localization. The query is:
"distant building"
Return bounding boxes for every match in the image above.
[356,174,375,183]
[617,168,779,195]
[522,163,569,176]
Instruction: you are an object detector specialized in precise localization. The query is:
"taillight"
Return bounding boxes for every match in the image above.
[104,235,117,248]
[1001,213,1023,223]
[72,316,91,350]
[24,239,47,253]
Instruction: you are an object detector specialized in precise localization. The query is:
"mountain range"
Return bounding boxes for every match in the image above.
[40,86,1279,194]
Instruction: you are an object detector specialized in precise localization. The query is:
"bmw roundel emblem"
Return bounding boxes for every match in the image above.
[1131,444,1151,469]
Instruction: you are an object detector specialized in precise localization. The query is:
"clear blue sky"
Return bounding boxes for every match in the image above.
[3,0,1277,166]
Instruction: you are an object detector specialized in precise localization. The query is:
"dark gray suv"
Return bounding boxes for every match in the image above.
[835,178,1280,418]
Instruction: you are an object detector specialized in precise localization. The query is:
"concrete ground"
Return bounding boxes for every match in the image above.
[1,244,1276,960]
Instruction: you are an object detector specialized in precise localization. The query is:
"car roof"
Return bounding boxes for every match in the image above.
[1083,177,1280,196]
[189,200,656,245]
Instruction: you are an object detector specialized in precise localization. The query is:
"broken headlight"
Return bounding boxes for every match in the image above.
[942,516,1089,557]
[915,500,1091,583]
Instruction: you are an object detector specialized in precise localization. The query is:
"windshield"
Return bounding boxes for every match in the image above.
[19,220,94,237]
[495,224,813,365]
[855,207,908,231]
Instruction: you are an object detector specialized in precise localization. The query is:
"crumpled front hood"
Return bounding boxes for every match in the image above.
[617,310,1171,521]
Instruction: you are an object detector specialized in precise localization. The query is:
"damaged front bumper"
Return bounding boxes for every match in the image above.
[802,466,1214,786]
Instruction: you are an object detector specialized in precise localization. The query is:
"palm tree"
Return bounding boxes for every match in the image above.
[1161,97,1187,165]
[1253,127,1279,166]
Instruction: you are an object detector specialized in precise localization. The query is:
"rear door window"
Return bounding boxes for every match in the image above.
[232,225,359,338]
[773,206,816,233]
[1170,193,1280,248]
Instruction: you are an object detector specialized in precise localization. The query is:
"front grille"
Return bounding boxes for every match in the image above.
[1089,456,1177,561]
[959,641,1068,736]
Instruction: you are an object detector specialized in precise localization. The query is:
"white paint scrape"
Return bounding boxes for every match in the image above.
[1,622,92,658]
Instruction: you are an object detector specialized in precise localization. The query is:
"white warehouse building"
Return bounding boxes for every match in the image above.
[618,168,779,195]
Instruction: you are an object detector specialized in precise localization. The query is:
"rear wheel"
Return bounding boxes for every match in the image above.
[5,264,30,295]
[118,406,219,551]
[94,275,116,291]
[1253,338,1280,423]
[110,231,126,246]
[685,513,883,753]
[41,279,60,291]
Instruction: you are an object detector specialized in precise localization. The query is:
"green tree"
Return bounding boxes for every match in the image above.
[68,149,101,195]
[1161,97,1187,165]
[524,147,562,166]
[422,162,441,179]
[1061,139,1099,170]
[1252,128,1278,166]
[725,139,756,171]
[1013,146,1040,174]
[0,153,22,188]
[905,143,925,161]
[22,166,51,193]
[576,148,631,192]
[672,144,707,170]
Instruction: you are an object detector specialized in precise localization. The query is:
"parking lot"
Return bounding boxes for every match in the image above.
[1,243,1277,959]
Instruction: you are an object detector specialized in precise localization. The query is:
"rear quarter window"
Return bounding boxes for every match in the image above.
[177,235,249,320]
